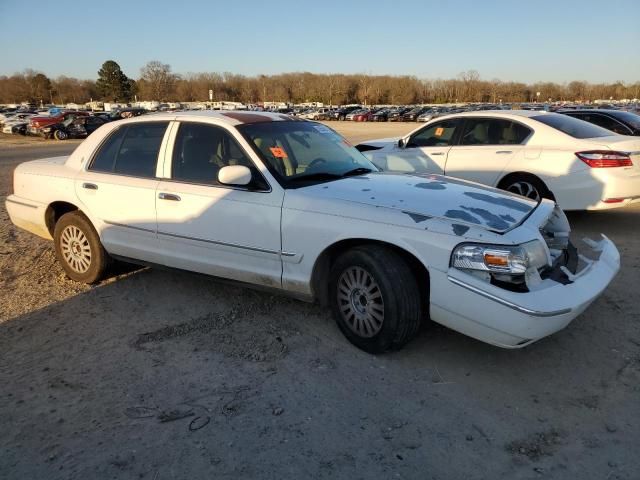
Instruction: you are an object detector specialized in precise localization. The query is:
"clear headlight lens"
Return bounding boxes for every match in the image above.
[451,241,549,275]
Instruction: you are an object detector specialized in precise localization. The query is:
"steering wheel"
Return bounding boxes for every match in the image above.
[307,157,328,170]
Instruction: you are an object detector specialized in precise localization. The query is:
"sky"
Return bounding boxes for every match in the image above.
[0,0,638,83]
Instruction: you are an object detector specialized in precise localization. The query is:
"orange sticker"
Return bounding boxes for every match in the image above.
[435,127,444,137]
[269,147,288,158]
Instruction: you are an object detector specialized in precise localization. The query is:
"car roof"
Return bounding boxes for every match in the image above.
[440,109,551,119]
[170,110,298,125]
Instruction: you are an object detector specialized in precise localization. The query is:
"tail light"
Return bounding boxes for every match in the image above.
[576,150,633,168]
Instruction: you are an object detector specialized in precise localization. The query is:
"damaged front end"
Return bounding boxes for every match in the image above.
[450,203,617,294]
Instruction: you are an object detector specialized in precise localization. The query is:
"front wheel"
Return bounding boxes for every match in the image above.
[53,211,109,283]
[329,246,423,353]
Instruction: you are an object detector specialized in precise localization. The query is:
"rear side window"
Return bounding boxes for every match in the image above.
[459,118,531,145]
[567,113,632,135]
[89,122,168,177]
[409,119,460,147]
[532,114,613,139]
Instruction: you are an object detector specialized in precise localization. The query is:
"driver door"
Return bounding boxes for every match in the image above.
[372,119,461,174]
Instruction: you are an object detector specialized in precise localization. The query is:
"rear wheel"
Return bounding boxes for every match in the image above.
[54,211,109,283]
[499,174,553,202]
[329,245,423,353]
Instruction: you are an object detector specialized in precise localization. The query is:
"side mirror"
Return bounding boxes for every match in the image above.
[218,165,252,186]
[397,138,406,149]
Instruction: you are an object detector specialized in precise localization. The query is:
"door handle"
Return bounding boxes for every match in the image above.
[158,192,181,201]
[495,150,513,154]
[430,152,445,156]
[82,183,98,190]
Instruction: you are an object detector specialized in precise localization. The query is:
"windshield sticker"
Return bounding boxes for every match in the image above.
[435,127,444,137]
[269,147,288,158]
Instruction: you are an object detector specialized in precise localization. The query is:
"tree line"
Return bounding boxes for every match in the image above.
[1,60,638,106]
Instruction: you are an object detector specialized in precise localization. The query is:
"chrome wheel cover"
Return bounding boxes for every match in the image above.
[506,181,541,201]
[60,225,92,273]
[337,266,384,338]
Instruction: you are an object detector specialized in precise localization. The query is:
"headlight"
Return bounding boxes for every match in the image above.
[451,240,549,275]
[42,127,51,132]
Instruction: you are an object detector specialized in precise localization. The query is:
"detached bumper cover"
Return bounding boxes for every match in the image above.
[429,235,620,348]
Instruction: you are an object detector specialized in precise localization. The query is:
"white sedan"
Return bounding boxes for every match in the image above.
[357,111,640,210]
[6,112,620,352]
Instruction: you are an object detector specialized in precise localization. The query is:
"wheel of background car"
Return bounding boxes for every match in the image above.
[499,174,552,202]
[54,129,68,141]
[307,157,328,170]
[53,211,109,284]
[329,245,423,353]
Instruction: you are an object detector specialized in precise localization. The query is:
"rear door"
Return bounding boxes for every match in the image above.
[444,117,531,186]
[75,121,170,263]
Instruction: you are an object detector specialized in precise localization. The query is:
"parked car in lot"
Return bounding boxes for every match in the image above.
[401,106,430,122]
[27,111,90,136]
[387,107,412,122]
[42,115,107,140]
[352,109,375,122]
[356,111,640,210]
[417,108,447,123]
[329,106,362,121]
[5,111,620,352]
[559,109,640,136]
[371,108,391,122]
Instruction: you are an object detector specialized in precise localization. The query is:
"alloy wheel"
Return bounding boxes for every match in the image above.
[60,225,92,273]
[337,266,384,338]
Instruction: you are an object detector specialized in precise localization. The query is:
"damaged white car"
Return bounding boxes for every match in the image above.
[6,112,620,353]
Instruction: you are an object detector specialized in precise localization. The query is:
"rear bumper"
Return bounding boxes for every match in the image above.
[5,195,52,240]
[549,167,640,210]
[429,236,620,348]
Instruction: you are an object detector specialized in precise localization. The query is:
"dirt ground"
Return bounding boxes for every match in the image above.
[0,123,638,479]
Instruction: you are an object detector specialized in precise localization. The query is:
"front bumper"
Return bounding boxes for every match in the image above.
[429,235,620,348]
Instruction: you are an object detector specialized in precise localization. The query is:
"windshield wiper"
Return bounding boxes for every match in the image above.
[288,172,343,183]
[341,167,373,177]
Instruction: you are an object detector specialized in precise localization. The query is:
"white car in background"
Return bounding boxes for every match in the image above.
[357,111,640,210]
[6,112,619,352]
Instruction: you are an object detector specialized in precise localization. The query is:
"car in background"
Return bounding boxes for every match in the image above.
[356,110,640,211]
[352,109,376,122]
[108,108,147,121]
[1,112,37,133]
[371,108,392,122]
[42,116,107,140]
[345,109,368,121]
[387,107,412,122]
[329,106,362,121]
[401,106,430,122]
[5,111,620,352]
[559,109,640,136]
[27,111,90,136]
[417,108,448,123]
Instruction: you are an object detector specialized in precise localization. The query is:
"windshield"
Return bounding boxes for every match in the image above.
[532,113,615,138]
[238,121,377,187]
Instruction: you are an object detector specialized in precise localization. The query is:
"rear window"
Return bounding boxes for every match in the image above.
[612,111,640,129]
[532,114,614,139]
[89,122,168,177]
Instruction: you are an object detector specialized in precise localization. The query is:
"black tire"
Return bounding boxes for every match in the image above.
[53,129,68,141]
[53,211,109,284]
[499,173,553,202]
[329,245,423,353]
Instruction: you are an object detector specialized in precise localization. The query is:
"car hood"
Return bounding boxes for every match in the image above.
[290,172,538,233]
[356,137,400,149]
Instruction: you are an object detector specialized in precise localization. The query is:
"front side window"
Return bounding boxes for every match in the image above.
[409,119,460,147]
[238,121,376,187]
[459,118,531,145]
[171,122,266,189]
[532,114,614,139]
[89,122,168,177]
